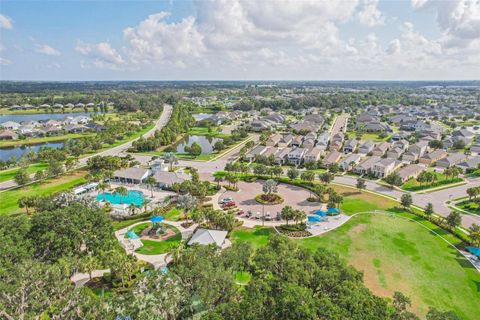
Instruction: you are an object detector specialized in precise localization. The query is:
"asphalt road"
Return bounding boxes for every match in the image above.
[330,114,349,137]
[0,104,172,191]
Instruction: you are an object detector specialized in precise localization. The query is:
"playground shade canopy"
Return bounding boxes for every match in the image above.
[327,208,340,215]
[308,216,321,222]
[127,230,139,239]
[150,216,165,223]
[313,210,327,216]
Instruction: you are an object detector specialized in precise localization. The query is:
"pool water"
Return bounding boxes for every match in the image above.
[96,190,144,206]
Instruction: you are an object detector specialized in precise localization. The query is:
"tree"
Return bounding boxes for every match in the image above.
[287,167,299,180]
[293,209,306,225]
[280,206,295,225]
[47,159,64,177]
[392,291,417,320]
[128,202,137,215]
[145,175,156,197]
[400,194,413,210]
[428,140,443,149]
[468,224,480,246]
[214,175,223,187]
[18,195,37,215]
[115,186,128,204]
[426,308,462,320]
[356,178,366,191]
[424,203,434,217]
[14,167,31,186]
[319,172,334,185]
[186,142,202,156]
[177,193,197,221]
[272,166,283,177]
[34,169,45,181]
[214,140,225,151]
[262,179,278,195]
[446,211,461,230]
[164,152,178,171]
[385,173,403,187]
[65,157,79,171]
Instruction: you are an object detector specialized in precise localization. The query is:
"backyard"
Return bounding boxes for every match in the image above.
[230,213,480,320]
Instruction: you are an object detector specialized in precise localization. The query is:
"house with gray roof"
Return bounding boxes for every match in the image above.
[112,167,150,184]
[354,156,381,175]
[436,153,467,168]
[188,228,228,247]
[397,164,425,182]
[153,171,190,188]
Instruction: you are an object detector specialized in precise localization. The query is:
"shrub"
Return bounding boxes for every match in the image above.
[255,193,284,205]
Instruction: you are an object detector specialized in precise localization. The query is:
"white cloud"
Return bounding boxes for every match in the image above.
[75,41,126,70]
[0,14,13,29]
[0,57,12,65]
[35,44,61,56]
[357,0,385,27]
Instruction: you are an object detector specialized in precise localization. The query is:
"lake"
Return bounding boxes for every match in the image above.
[176,135,222,154]
[0,112,99,124]
[0,141,65,162]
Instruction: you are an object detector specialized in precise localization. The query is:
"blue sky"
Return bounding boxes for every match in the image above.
[0,0,479,80]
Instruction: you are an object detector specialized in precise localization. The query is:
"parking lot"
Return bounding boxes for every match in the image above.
[219,181,323,219]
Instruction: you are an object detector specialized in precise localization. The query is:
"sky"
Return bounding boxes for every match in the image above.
[0,0,479,81]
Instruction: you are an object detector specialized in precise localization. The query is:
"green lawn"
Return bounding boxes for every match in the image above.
[401,171,463,192]
[164,207,183,221]
[188,126,230,138]
[234,271,252,285]
[455,200,480,214]
[0,133,95,148]
[347,131,390,142]
[0,162,48,182]
[0,171,87,215]
[134,224,182,255]
[231,214,479,319]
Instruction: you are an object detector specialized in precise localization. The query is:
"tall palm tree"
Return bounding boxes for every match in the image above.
[177,193,197,222]
[214,175,223,188]
[97,182,110,195]
[164,152,178,171]
[128,203,136,215]
[145,176,156,197]
[115,186,128,204]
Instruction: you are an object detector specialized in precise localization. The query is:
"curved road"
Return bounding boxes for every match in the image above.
[0,104,172,191]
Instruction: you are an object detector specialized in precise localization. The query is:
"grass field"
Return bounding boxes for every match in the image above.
[187,126,230,138]
[0,133,95,148]
[346,131,390,142]
[230,214,479,319]
[401,171,463,192]
[0,162,48,182]
[133,223,182,255]
[0,171,86,215]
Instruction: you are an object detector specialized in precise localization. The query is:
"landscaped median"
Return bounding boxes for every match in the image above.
[400,170,464,192]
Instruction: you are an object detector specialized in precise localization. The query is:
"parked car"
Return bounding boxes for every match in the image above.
[237,209,244,216]
[220,197,233,204]
[222,201,236,208]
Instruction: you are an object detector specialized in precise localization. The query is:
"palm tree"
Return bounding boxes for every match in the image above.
[167,241,186,264]
[145,176,156,197]
[164,152,178,171]
[177,193,197,222]
[128,203,136,215]
[115,186,128,204]
[214,175,223,188]
[262,179,278,195]
[97,182,110,195]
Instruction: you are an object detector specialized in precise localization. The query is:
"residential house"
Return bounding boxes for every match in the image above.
[397,164,425,182]
[386,147,404,159]
[305,132,317,141]
[371,142,390,157]
[339,154,362,171]
[372,158,399,178]
[470,140,480,154]
[436,153,467,168]
[44,126,63,136]
[452,129,475,145]
[287,147,306,166]
[266,133,282,147]
[64,124,87,133]
[358,140,375,155]
[403,140,429,162]
[343,139,358,154]
[245,145,267,162]
[456,156,480,173]
[418,149,448,165]
[112,167,150,184]
[303,146,323,163]
[390,131,411,142]
[354,156,381,175]
[0,121,20,130]
[278,134,293,147]
[274,147,292,165]
[0,130,18,140]
[316,132,329,150]
[291,135,303,147]
[249,120,270,131]
[323,150,342,167]
[302,138,316,149]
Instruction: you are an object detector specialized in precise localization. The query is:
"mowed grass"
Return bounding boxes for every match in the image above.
[134,224,182,255]
[0,171,87,215]
[0,132,94,147]
[401,171,463,192]
[231,214,480,320]
[0,162,48,182]
[333,184,398,215]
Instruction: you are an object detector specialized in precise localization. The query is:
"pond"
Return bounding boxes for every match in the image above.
[193,113,212,122]
[0,141,65,162]
[176,135,223,154]
[0,112,100,123]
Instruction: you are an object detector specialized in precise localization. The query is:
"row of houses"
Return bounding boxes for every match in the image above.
[0,116,104,140]
[6,102,112,110]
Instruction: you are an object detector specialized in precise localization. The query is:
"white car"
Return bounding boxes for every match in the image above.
[220,197,233,204]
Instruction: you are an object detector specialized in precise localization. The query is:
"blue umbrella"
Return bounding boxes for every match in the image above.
[308,215,321,223]
[150,216,164,223]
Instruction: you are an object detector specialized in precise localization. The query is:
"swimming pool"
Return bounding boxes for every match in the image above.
[96,190,144,207]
